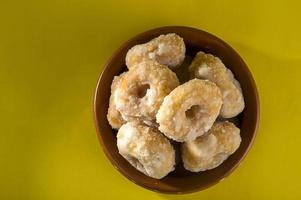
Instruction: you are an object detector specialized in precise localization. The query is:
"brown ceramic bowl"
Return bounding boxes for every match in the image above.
[94,26,259,194]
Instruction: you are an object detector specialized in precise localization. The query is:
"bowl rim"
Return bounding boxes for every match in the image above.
[93,26,260,194]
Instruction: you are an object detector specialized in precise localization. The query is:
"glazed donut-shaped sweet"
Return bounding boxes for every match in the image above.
[117,121,175,179]
[182,121,241,172]
[189,51,245,118]
[106,72,158,129]
[107,73,126,129]
[115,61,180,123]
[156,79,222,142]
[126,33,185,69]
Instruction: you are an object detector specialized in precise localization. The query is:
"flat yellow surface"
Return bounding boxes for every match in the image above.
[1,0,301,199]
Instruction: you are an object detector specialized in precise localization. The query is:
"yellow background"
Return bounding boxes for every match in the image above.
[1,0,301,199]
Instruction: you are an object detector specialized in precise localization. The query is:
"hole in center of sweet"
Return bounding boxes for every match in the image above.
[136,84,150,98]
[185,105,200,119]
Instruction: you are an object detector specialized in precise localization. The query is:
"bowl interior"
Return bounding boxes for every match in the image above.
[94,26,259,194]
